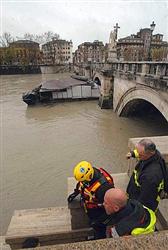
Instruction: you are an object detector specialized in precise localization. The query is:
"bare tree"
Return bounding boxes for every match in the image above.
[42,31,60,43]
[23,33,35,41]
[0,31,60,46]
[0,32,15,47]
[23,31,60,44]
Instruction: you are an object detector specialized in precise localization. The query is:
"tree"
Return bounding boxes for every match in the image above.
[4,48,15,64]
[22,33,35,41]
[42,31,60,43]
[0,31,60,47]
[23,31,60,44]
[151,47,168,61]
[0,32,15,47]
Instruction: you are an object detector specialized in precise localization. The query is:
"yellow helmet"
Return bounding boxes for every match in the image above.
[73,161,94,182]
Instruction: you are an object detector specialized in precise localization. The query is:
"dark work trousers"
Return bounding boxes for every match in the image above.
[87,207,107,239]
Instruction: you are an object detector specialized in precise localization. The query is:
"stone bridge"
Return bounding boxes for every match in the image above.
[79,61,168,122]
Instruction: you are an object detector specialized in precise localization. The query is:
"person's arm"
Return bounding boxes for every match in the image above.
[67,182,80,203]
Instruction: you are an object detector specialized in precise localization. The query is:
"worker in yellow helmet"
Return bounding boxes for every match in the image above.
[67,160,114,239]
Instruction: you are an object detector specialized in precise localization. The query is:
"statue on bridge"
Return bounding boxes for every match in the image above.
[109,30,117,49]
[108,23,120,62]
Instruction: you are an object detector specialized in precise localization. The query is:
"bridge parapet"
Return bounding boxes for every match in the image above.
[113,61,167,75]
[74,61,167,77]
[115,60,167,74]
[111,62,168,93]
[112,63,168,121]
[114,71,168,92]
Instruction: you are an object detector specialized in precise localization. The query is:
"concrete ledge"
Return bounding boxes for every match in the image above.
[0,236,11,250]
[25,230,168,250]
[5,207,93,249]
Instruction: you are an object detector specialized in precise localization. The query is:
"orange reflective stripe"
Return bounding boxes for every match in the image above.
[86,180,100,191]
[90,182,101,192]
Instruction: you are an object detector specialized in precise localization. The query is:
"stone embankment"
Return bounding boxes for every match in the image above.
[0,65,41,75]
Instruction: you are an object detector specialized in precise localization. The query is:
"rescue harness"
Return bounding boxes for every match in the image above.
[78,168,114,211]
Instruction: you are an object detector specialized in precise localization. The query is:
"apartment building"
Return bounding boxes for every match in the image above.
[117,26,168,61]
[73,40,106,65]
[42,39,73,65]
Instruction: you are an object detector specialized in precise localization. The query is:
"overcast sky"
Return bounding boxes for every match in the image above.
[1,0,168,50]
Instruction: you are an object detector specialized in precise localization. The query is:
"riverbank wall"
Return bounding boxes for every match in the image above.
[0,65,41,75]
[0,64,73,75]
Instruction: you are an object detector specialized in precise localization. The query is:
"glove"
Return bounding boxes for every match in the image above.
[126,152,132,159]
[67,191,79,203]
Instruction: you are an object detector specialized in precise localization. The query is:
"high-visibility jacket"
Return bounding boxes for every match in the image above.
[133,169,164,204]
[131,206,156,235]
[78,167,114,210]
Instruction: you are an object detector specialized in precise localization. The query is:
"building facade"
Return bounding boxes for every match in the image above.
[117,27,168,61]
[0,40,41,65]
[73,40,106,65]
[42,39,73,65]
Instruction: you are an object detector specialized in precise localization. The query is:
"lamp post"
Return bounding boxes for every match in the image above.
[148,21,156,61]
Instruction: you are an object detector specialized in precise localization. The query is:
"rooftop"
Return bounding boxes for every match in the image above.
[10,40,39,45]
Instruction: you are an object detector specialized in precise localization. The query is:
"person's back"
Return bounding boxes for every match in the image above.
[126,139,166,211]
[82,167,114,219]
[86,167,114,201]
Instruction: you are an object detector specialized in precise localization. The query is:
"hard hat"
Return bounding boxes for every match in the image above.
[73,161,94,182]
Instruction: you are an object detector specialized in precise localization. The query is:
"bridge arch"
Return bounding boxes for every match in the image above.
[93,73,102,86]
[115,86,168,122]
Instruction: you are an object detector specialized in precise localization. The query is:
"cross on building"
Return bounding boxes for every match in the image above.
[114,23,120,40]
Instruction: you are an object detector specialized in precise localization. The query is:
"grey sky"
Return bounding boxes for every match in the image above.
[1,0,168,51]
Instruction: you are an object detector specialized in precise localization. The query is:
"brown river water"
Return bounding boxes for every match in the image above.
[0,72,168,235]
